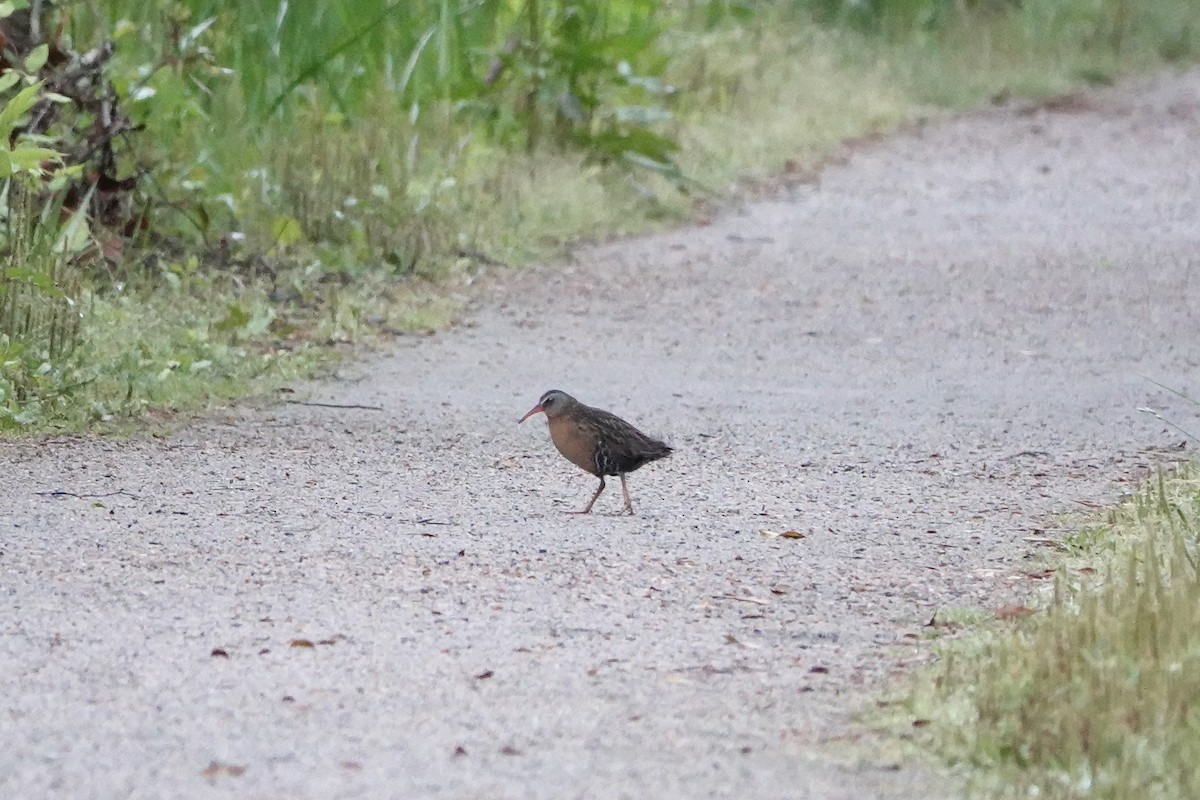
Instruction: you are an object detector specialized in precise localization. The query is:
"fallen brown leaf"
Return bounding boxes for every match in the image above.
[201,761,246,779]
[995,605,1036,620]
[290,639,315,649]
[759,529,807,540]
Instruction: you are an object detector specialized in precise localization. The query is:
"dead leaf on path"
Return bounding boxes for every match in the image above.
[210,648,229,658]
[201,761,246,779]
[500,745,522,756]
[759,529,806,540]
[475,670,494,680]
[453,745,468,757]
[808,665,830,674]
[995,605,1036,620]
[290,638,316,649]
[912,719,932,728]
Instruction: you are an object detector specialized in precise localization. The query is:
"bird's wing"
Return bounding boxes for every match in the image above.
[584,406,670,472]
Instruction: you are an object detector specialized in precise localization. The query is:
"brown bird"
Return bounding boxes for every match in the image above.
[519,389,672,515]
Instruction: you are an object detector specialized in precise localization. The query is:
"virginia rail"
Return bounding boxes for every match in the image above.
[519,389,672,514]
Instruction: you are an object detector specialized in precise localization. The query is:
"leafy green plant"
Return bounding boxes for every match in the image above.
[0,69,89,360]
[96,1,685,189]
[472,1,685,182]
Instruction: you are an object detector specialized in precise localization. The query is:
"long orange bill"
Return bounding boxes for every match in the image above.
[518,404,544,423]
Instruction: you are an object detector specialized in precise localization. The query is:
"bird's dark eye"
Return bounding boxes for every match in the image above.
[542,396,553,406]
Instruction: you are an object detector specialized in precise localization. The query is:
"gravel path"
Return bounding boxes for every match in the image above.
[4,69,1200,800]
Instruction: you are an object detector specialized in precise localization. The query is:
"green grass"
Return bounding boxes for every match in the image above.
[669,23,912,186]
[5,0,1200,431]
[896,467,1200,800]
[2,285,304,431]
[0,269,455,432]
[890,0,1199,106]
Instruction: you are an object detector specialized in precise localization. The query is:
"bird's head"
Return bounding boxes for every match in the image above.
[519,389,575,423]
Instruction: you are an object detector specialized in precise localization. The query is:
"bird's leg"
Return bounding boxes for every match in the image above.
[619,474,634,515]
[568,477,605,514]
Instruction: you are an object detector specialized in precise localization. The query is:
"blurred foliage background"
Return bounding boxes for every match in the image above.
[0,0,1196,429]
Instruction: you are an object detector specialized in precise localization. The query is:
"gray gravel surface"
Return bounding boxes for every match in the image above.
[4,68,1200,800]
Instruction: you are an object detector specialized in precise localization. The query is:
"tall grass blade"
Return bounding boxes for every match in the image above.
[266,1,415,116]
